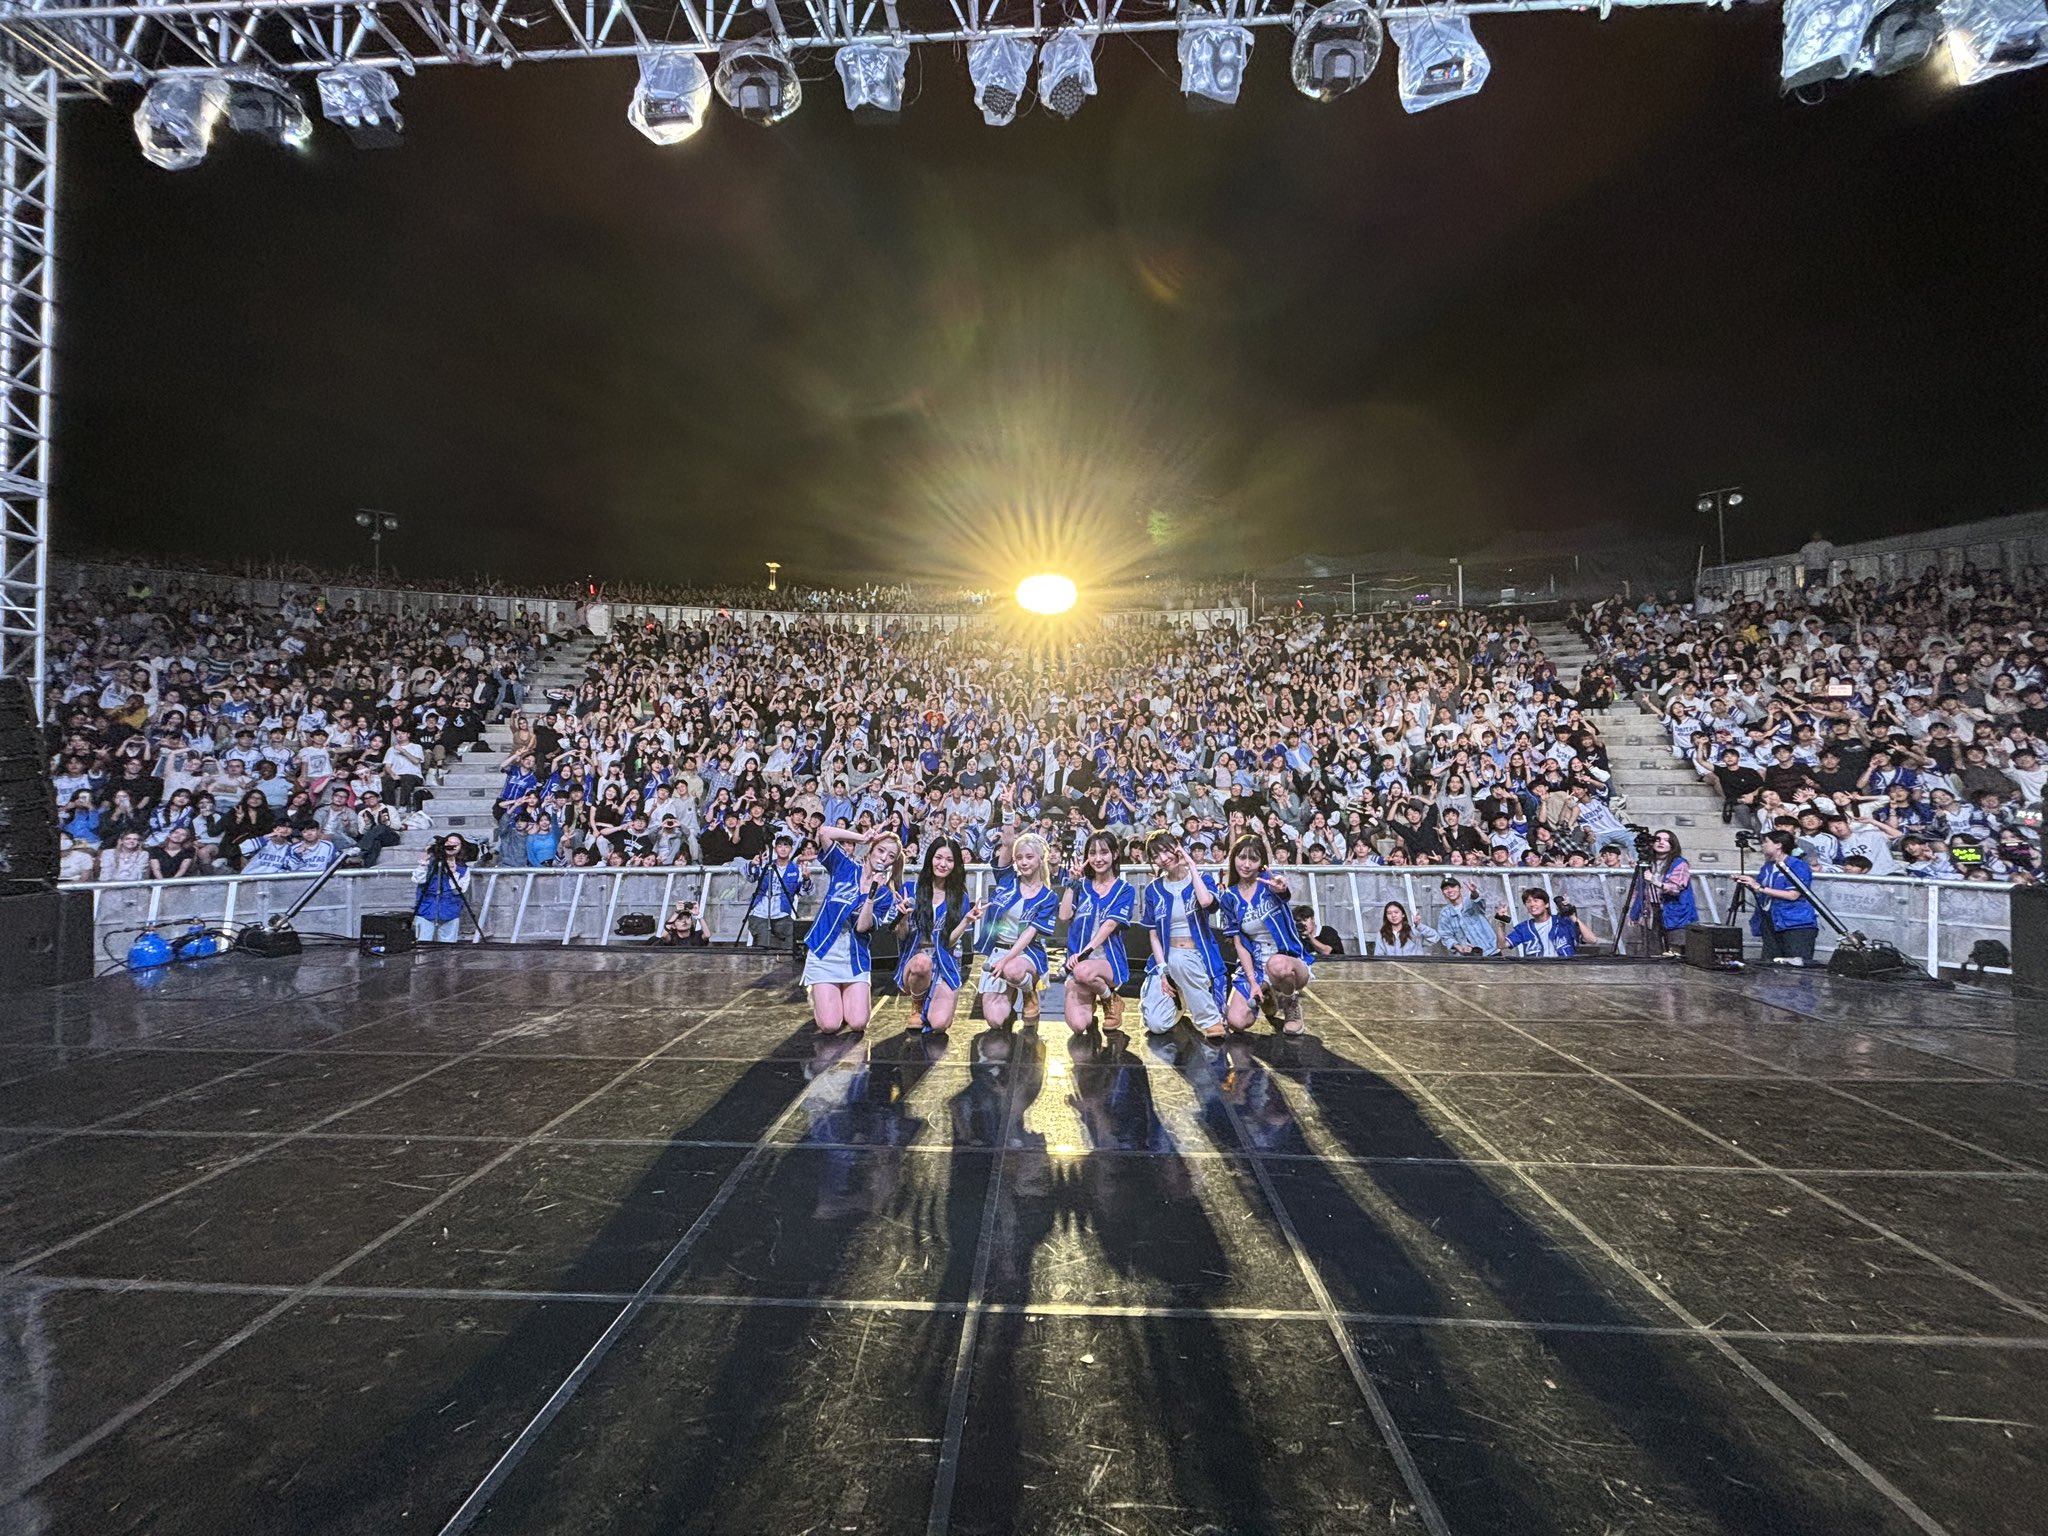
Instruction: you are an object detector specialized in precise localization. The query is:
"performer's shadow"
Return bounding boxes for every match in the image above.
[1244,1032,1855,1536]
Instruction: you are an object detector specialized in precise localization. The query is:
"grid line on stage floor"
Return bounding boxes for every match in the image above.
[0,950,2042,1535]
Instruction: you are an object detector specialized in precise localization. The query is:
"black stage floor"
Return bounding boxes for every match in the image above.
[0,951,2043,1536]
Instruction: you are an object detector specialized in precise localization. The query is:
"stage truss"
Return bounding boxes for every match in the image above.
[4,0,1725,85]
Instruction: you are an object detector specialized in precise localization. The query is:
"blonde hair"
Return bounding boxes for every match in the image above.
[1010,832,1048,873]
[869,834,906,889]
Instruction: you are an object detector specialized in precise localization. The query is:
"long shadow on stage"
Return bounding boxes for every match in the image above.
[1240,1031,1879,1536]
[953,1028,1284,1536]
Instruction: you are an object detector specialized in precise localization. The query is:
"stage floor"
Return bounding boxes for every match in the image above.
[0,951,2042,1536]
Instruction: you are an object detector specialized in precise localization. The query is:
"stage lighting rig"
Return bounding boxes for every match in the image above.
[1941,0,2048,81]
[223,70,313,149]
[1179,18,1255,107]
[1782,0,1878,88]
[1388,8,1491,109]
[134,69,309,168]
[134,76,229,170]
[969,34,1036,125]
[1860,0,1946,73]
[837,41,911,118]
[1038,27,1099,117]
[716,39,802,124]
[317,66,404,149]
[629,47,714,143]
[1291,0,1383,101]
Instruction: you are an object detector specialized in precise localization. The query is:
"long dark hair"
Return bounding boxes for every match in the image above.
[914,836,967,945]
[1082,831,1121,885]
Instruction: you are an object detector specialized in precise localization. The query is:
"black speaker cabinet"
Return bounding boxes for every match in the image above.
[2013,885,2048,1002]
[1683,925,1743,971]
[0,888,93,988]
[359,911,417,957]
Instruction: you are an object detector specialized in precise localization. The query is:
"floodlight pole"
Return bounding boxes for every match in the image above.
[1698,486,1743,568]
[0,66,57,723]
[354,508,398,583]
[1451,559,1464,610]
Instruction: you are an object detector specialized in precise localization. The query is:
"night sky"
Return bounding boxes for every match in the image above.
[54,9,2048,588]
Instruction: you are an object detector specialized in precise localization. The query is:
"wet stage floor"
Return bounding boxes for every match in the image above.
[0,950,2043,1535]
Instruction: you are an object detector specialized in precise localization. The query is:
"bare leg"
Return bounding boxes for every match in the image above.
[842,981,873,1033]
[811,983,847,1034]
[925,982,958,1032]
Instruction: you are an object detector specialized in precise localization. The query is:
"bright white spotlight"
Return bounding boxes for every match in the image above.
[1038,27,1098,117]
[1388,9,1490,110]
[716,39,801,124]
[317,66,403,149]
[629,48,713,144]
[1292,0,1383,101]
[970,35,1035,125]
[1179,20,1254,108]
[1016,574,1078,615]
[1940,0,2047,79]
[837,41,910,117]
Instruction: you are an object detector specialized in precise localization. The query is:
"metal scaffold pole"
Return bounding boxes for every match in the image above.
[0,63,55,722]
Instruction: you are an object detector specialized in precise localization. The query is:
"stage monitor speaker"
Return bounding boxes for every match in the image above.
[1683,925,1743,970]
[0,678,55,889]
[0,888,93,988]
[2013,885,2048,1001]
[359,912,416,956]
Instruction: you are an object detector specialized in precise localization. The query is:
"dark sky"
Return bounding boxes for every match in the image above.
[56,11,2048,588]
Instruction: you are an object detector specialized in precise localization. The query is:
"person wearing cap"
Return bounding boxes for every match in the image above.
[1734,830,1821,963]
[745,832,805,951]
[1433,877,1499,956]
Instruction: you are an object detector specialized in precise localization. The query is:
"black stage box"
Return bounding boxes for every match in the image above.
[360,912,417,957]
[2013,885,2048,1001]
[0,888,93,988]
[1682,925,1743,971]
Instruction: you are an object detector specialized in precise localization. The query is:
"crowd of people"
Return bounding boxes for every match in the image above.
[49,547,2044,983]
[1574,555,2046,886]
[47,578,545,882]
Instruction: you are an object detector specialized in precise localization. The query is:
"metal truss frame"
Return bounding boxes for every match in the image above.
[0,62,54,719]
[5,0,1732,88]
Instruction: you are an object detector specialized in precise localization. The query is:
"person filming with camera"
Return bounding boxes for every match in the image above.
[1493,887,1599,959]
[1624,828,1697,956]
[1733,829,1821,965]
[412,833,472,945]
[662,900,710,946]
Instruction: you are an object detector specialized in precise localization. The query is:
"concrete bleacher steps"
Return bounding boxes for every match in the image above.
[388,635,599,855]
[1531,619,1742,870]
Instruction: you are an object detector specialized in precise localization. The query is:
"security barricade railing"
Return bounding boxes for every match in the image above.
[75,865,2016,976]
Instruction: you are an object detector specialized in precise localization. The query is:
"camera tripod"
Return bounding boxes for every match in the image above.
[422,841,485,943]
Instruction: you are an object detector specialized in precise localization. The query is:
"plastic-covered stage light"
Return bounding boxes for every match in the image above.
[1781,0,1880,89]
[1178,20,1254,108]
[837,41,911,118]
[715,39,801,124]
[628,48,713,144]
[134,76,230,170]
[222,70,313,149]
[1038,27,1098,117]
[1292,0,1383,101]
[1388,8,1490,110]
[317,66,404,149]
[1859,0,1946,73]
[1940,0,2048,82]
[969,34,1036,125]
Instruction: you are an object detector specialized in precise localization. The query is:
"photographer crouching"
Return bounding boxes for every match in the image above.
[1493,888,1599,959]
[1622,827,1698,957]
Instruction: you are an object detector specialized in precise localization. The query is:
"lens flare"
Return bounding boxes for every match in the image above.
[1016,573,1078,614]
